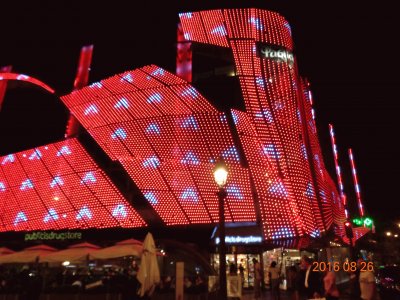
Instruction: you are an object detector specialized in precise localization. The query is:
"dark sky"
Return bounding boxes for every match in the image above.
[1,1,399,228]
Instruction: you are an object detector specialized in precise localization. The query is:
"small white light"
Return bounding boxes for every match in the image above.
[62,261,70,266]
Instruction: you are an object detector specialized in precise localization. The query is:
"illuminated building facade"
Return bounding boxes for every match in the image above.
[0,9,369,244]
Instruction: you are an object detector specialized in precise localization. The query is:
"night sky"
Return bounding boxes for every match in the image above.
[1,1,399,229]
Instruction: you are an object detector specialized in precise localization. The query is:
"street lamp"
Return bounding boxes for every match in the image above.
[213,158,228,300]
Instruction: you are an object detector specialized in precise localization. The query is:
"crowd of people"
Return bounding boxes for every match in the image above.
[257,256,379,300]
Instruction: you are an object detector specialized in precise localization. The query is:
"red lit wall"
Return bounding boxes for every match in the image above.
[0,139,146,232]
[61,66,257,225]
[178,9,346,239]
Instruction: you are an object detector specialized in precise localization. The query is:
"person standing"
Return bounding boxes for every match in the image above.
[323,270,339,300]
[269,261,281,300]
[359,260,376,300]
[301,256,322,299]
[252,258,262,300]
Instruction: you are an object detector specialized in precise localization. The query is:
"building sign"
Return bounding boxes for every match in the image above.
[24,231,82,241]
[215,235,263,244]
[256,43,294,67]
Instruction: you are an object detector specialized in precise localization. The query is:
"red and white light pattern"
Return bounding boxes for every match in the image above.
[0,139,146,232]
[329,124,349,219]
[1,8,353,240]
[178,8,347,239]
[348,148,364,217]
[0,72,55,94]
[61,66,257,225]
[300,81,346,236]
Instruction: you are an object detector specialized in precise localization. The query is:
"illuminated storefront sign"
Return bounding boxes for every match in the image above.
[215,235,263,244]
[24,231,82,241]
[256,43,294,67]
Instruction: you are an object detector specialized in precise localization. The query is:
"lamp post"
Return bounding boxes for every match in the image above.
[214,158,228,300]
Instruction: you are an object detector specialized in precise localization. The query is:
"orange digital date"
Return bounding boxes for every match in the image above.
[311,261,374,272]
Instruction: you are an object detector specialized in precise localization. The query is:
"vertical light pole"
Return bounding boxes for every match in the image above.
[214,158,228,300]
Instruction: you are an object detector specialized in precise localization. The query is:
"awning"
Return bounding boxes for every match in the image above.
[41,242,100,263]
[0,244,57,263]
[90,238,142,260]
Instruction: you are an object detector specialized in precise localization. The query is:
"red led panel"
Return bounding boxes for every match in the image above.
[177,9,348,239]
[118,69,164,90]
[0,139,146,232]
[56,8,360,240]
[179,11,209,46]
[62,66,257,226]
[199,10,229,47]
[142,65,187,86]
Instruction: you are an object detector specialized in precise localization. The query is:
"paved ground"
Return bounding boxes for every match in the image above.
[240,288,353,300]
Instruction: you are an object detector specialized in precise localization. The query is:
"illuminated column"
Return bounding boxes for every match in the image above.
[176,23,192,82]
[328,124,348,218]
[0,66,13,111]
[65,45,94,138]
[348,148,364,217]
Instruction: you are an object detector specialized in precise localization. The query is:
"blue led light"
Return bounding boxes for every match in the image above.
[255,109,273,123]
[269,182,288,197]
[181,116,199,130]
[151,68,165,76]
[1,154,15,165]
[112,204,127,218]
[142,156,160,168]
[114,97,129,109]
[181,87,198,98]
[231,111,238,125]
[306,182,315,198]
[248,17,263,30]
[309,120,316,133]
[111,128,127,140]
[56,146,72,156]
[180,188,198,202]
[76,206,92,220]
[222,146,240,162]
[272,227,294,239]
[310,229,320,238]
[211,25,226,36]
[227,185,244,200]
[263,144,279,160]
[147,93,162,104]
[89,82,102,88]
[284,22,292,36]
[44,208,59,223]
[28,149,42,160]
[301,144,308,159]
[121,73,133,83]
[84,104,99,115]
[144,192,158,205]
[256,76,264,88]
[146,123,161,134]
[20,179,33,190]
[179,12,193,18]
[80,172,96,184]
[319,190,326,202]
[181,151,200,165]
[14,212,28,225]
[16,74,29,80]
[0,182,6,192]
[50,176,64,188]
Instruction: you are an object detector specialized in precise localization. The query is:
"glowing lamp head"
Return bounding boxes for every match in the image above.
[62,261,70,266]
[386,232,392,236]
[213,158,228,188]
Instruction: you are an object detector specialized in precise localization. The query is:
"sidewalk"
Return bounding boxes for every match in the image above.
[240,289,353,300]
